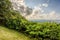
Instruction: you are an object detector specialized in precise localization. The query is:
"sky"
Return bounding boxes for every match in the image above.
[25,0,60,13]
[10,0,60,20]
[24,0,60,20]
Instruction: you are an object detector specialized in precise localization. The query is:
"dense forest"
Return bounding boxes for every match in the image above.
[0,0,60,40]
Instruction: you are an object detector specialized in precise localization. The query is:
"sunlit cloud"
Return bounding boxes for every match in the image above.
[26,11,60,20]
[10,0,60,20]
[42,3,48,7]
[10,0,29,16]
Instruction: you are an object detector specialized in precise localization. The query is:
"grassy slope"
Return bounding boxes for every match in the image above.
[0,26,32,40]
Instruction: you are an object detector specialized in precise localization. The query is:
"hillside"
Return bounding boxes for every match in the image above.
[0,0,60,40]
[0,26,31,40]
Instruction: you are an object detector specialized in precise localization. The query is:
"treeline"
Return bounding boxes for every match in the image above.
[0,0,60,40]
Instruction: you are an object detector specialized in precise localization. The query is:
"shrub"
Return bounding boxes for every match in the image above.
[0,0,60,40]
[25,22,60,40]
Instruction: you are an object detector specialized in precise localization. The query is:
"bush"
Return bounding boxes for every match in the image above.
[25,22,60,40]
[0,0,60,40]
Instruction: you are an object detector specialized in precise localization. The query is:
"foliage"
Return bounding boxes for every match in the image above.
[0,0,27,31]
[25,22,60,40]
[0,0,11,24]
[0,0,60,40]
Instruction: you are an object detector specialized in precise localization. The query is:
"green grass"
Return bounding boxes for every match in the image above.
[0,26,32,40]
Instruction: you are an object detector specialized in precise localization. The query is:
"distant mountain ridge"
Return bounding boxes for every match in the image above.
[30,20,60,23]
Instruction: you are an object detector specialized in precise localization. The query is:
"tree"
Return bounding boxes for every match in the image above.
[0,0,11,24]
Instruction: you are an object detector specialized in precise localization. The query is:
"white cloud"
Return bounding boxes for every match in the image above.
[48,11,60,20]
[42,3,48,7]
[26,10,60,20]
[10,0,60,20]
[10,0,30,16]
[25,1,60,20]
[25,3,48,20]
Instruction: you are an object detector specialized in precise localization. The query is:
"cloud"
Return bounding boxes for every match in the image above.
[25,3,48,20]
[30,3,48,17]
[25,0,60,20]
[42,3,48,7]
[48,11,60,20]
[10,0,32,16]
[26,10,60,20]
[10,0,60,20]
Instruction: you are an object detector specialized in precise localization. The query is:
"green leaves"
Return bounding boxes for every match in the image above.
[25,22,60,40]
[0,0,60,40]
